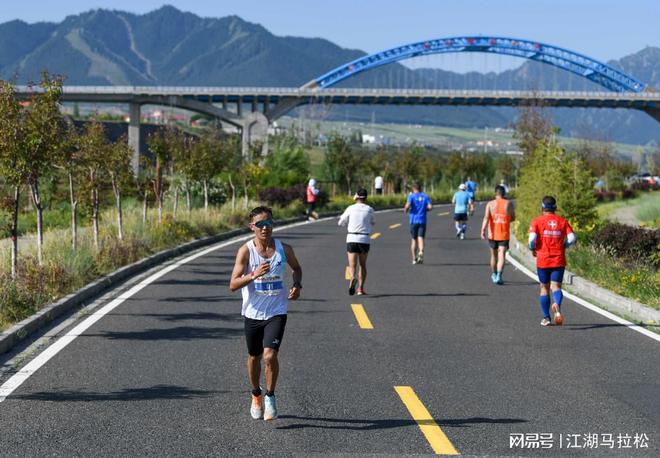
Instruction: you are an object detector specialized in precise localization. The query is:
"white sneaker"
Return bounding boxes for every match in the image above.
[264,394,278,421]
[250,390,263,419]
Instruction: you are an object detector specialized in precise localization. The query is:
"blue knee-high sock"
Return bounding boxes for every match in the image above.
[552,289,563,307]
[540,295,551,318]
[461,223,467,233]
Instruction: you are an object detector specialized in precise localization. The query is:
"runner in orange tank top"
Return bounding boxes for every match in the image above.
[480,185,515,285]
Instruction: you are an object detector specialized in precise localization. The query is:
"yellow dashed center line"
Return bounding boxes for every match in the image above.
[370,232,382,239]
[345,266,351,280]
[351,304,373,329]
[389,223,401,229]
[394,386,459,455]
[437,212,450,216]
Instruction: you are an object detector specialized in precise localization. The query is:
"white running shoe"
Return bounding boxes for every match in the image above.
[417,251,424,264]
[250,391,263,419]
[540,317,552,327]
[264,394,278,421]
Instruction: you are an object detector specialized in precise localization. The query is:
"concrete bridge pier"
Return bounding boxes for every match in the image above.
[241,112,269,159]
[128,102,141,175]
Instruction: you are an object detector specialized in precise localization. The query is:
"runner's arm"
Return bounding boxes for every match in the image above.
[338,208,349,226]
[507,200,516,221]
[229,245,252,292]
[283,243,302,300]
[564,223,576,248]
[480,203,491,239]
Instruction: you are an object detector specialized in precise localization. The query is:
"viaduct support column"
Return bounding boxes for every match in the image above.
[241,112,269,159]
[128,102,141,175]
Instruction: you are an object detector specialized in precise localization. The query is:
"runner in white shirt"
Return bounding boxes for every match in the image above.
[230,206,302,421]
[338,188,375,295]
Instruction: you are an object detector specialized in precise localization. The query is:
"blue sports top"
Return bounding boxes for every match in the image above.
[453,191,471,214]
[407,192,432,224]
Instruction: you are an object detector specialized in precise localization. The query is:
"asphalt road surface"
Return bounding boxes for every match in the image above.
[1,204,658,457]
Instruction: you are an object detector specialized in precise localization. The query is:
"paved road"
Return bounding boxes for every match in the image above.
[1,204,658,456]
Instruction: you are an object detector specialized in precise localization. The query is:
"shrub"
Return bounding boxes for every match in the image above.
[621,189,637,200]
[592,222,660,269]
[593,191,616,202]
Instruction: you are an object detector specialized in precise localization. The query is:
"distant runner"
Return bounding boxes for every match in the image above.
[480,185,515,285]
[528,196,576,327]
[465,177,478,215]
[452,184,472,240]
[338,188,375,295]
[230,206,303,420]
[306,178,320,220]
[404,182,433,264]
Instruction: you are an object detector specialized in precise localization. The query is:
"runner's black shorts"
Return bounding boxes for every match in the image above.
[244,314,287,356]
[488,239,510,249]
[346,242,370,254]
[410,223,427,239]
[454,213,468,222]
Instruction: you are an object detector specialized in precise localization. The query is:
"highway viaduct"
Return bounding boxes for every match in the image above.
[14,85,660,173]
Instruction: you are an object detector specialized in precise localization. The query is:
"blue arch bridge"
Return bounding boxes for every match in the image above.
[15,36,659,171]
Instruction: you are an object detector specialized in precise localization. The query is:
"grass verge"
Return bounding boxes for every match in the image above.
[567,245,660,311]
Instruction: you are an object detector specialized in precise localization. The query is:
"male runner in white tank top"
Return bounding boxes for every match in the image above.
[230,206,302,421]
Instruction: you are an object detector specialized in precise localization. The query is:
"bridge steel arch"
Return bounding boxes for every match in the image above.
[304,36,649,93]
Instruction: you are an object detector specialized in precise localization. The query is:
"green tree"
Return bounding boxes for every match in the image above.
[263,134,310,187]
[516,140,597,239]
[513,102,554,158]
[0,81,27,278]
[147,129,171,223]
[396,144,423,191]
[324,133,360,195]
[24,72,65,265]
[107,135,133,240]
[494,154,518,188]
[55,122,83,251]
[78,117,110,251]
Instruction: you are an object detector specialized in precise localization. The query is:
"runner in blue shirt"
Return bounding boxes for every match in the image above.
[465,177,478,216]
[452,184,473,240]
[404,182,433,264]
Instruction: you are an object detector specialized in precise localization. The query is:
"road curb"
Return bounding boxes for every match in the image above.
[507,232,660,327]
[0,215,317,356]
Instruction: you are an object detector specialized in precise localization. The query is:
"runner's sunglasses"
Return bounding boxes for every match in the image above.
[253,219,274,229]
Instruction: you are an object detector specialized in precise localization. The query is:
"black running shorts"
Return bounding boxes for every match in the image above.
[346,242,370,254]
[244,314,287,356]
[409,223,427,239]
[453,213,468,222]
[488,239,510,249]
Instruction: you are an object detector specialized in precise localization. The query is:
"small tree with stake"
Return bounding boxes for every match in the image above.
[23,72,65,265]
[107,135,133,241]
[0,81,27,278]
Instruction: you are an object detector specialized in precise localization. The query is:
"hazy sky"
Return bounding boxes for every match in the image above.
[3,0,658,66]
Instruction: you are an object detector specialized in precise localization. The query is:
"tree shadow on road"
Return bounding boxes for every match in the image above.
[153,276,231,286]
[276,415,527,430]
[13,385,222,402]
[86,326,243,341]
[106,311,242,322]
[366,293,487,298]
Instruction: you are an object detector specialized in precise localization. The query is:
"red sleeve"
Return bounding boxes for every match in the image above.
[565,220,574,235]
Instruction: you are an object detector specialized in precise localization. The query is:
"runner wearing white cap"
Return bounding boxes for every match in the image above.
[338,188,375,295]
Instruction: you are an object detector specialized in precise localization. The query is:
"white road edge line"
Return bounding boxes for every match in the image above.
[506,253,660,343]
[0,219,312,403]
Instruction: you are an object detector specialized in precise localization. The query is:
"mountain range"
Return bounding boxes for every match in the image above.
[1,5,658,145]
